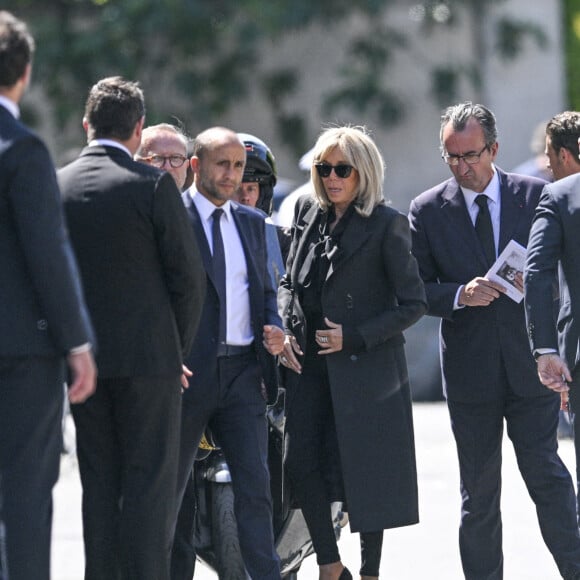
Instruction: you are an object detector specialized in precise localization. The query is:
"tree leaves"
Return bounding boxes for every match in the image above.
[13,0,548,162]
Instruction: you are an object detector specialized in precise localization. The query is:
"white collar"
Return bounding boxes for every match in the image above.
[0,95,19,119]
[189,189,233,223]
[88,139,131,158]
[461,165,500,208]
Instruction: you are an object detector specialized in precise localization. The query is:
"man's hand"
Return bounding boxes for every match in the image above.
[512,271,524,293]
[181,364,193,390]
[263,325,284,356]
[560,391,570,412]
[537,353,572,393]
[459,277,505,307]
[67,350,97,404]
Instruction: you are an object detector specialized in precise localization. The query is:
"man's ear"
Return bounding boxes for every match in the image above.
[134,116,145,140]
[21,63,32,90]
[561,147,573,166]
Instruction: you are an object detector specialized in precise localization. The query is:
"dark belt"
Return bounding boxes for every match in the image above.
[216,342,254,358]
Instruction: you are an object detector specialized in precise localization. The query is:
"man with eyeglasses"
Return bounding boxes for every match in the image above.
[136,123,191,190]
[409,102,580,580]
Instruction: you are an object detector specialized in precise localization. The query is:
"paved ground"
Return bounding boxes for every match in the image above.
[52,402,576,579]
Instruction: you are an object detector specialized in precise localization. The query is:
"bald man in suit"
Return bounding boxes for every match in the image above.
[171,127,284,580]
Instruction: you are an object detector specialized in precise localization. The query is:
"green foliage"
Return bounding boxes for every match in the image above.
[564,0,580,110]
[10,0,549,161]
[421,1,548,108]
[323,20,406,125]
[431,66,460,108]
[495,17,548,60]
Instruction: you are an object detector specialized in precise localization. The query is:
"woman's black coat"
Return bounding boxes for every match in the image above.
[278,195,427,532]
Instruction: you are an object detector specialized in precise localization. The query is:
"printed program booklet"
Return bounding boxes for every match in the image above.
[486,239,526,303]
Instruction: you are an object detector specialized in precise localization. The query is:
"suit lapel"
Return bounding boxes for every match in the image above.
[230,205,258,281]
[183,195,217,289]
[497,169,526,253]
[325,210,372,282]
[441,181,490,271]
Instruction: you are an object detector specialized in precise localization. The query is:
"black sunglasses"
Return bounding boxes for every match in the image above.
[315,163,354,179]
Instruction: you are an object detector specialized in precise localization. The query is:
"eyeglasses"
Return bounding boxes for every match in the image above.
[138,155,188,168]
[315,163,355,179]
[442,145,489,166]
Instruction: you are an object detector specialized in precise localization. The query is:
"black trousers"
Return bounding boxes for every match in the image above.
[284,354,383,576]
[448,384,580,580]
[0,356,64,580]
[171,352,280,580]
[72,374,182,580]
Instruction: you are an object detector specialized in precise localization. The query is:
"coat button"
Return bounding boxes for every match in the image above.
[37,319,47,331]
[350,355,358,362]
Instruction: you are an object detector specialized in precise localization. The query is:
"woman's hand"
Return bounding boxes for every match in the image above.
[279,333,303,374]
[180,364,193,391]
[316,317,343,355]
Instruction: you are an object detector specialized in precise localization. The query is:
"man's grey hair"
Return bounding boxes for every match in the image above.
[439,102,498,153]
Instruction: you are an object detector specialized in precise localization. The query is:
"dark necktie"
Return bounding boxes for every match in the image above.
[474,194,495,267]
[211,208,227,343]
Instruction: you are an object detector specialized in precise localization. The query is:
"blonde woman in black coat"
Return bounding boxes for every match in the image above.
[278,126,427,580]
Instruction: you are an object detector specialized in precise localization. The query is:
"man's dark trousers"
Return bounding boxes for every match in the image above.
[171,350,280,580]
[448,370,580,580]
[0,357,64,580]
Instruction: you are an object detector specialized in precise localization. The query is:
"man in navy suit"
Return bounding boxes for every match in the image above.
[171,127,285,580]
[59,77,205,580]
[409,102,580,579]
[0,11,96,580]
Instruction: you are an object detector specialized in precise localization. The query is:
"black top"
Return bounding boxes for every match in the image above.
[299,203,363,354]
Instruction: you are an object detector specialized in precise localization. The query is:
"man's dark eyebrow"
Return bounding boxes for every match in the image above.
[447,149,479,156]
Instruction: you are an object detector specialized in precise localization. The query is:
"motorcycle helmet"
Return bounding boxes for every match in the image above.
[237,132,277,215]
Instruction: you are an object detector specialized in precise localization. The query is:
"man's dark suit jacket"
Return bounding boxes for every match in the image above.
[526,172,580,374]
[0,105,93,356]
[59,145,205,376]
[409,167,547,402]
[0,102,93,580]
[182,192,281,404]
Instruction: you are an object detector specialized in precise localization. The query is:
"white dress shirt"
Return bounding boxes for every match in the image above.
[454,167,501,309]
[0,95,19,118]
[190,190,253,346]
[88,139,132,158]
[461,167,501,254]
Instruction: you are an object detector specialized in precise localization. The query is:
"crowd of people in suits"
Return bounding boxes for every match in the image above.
[5,8,580,580]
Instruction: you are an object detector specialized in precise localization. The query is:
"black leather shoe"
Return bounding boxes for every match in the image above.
[339,567,353,580]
